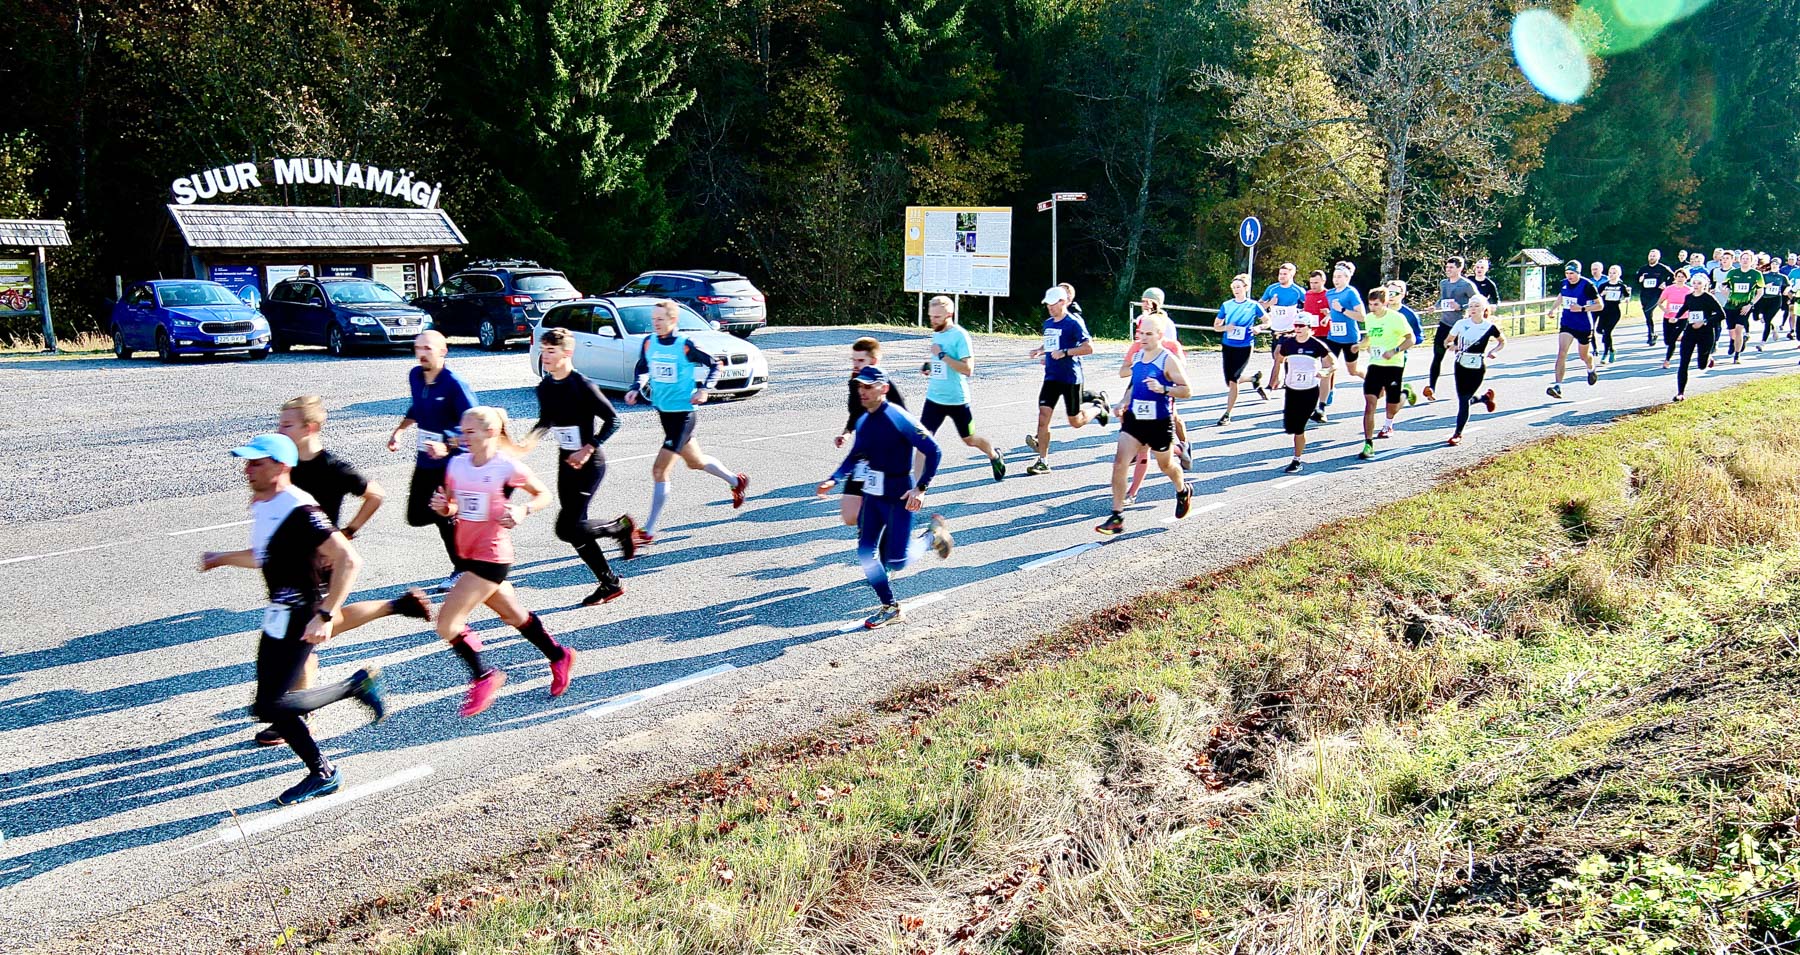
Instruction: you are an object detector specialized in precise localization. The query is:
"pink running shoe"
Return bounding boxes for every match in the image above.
[460,669,506,717]
[549,646,577,698]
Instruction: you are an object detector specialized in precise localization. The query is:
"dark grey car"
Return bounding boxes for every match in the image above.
[613,270,767,338]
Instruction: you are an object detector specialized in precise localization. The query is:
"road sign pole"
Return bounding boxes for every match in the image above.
[1051,201,1058,287]
[1247,243,1256,294]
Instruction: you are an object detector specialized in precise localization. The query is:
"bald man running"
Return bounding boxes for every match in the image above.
[386,331,480,591]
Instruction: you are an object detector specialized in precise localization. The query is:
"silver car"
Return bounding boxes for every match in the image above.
[528,297,769,398]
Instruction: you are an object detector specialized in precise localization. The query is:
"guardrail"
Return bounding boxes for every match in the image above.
[1127,295,1565,344]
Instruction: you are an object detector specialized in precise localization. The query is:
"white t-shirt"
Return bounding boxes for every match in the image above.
[250,487,319,565]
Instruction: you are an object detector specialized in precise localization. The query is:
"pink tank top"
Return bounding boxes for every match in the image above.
[446,453,530,564]
[1660,286,1690,319]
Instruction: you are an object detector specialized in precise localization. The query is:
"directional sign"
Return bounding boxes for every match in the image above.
[1239,215,1262,248]
[1037,200,1054,212]
[1053,192,1088,202]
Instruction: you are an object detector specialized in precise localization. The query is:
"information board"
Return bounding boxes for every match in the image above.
[0,259,34,312]
[373,262,420,298]
[208,264,262,306]
[903,206,1011,297]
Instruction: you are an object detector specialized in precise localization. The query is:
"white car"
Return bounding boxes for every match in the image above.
[528,297,769,398]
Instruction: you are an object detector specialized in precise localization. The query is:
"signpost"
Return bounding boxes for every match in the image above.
[1038,192,1087,286]
[1239,215,1263,290]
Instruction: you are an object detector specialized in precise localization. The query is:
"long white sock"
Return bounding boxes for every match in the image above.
[702,458,735,484]
[645,481,670,534]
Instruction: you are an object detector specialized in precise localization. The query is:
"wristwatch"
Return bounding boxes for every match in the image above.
[316,608,333,622]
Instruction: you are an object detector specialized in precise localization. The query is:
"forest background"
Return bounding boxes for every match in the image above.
[2,0,1795,338]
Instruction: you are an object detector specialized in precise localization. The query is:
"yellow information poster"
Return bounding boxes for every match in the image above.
[903,206,1012,296]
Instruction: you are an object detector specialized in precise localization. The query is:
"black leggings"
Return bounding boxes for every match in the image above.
[407,466,461,573]
[1663,321,1682,362]
[253,628,360,772]
[1452,362,1486,437]
[1596,309,1621,358]
[1427,323,1453,390]
[1759,301,1785,341]
[1677,323,1712,395]
[555,452,623,584]
[1640,295,1662,341]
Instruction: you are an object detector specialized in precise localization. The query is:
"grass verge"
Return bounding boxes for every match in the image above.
[318,373,1800,955]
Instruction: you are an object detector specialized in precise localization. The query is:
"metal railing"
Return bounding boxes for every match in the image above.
[1128,295,1565,343]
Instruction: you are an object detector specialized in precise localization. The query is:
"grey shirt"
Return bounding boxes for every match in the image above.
[1436,276,1479,326]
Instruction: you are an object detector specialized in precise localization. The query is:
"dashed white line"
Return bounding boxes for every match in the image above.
[1271,475,1314,490]
[0,542,117,566]
[1017,542,1101,571]
[587,664,737,717]
[166,520,251,537]
[743,429,828,444]
[1628,385,1656,393]
[205,765,436,846]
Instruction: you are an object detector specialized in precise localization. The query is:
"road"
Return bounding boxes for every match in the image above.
[2,323,1794,953]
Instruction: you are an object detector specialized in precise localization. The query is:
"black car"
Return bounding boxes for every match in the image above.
[262,277,432,356]
[412,260,582,350]
[612,270,767,338]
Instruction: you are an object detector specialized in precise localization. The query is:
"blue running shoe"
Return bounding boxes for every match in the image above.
[275,767,342,806]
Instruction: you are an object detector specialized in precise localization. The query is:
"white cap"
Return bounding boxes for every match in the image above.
[1042,286,1068,305]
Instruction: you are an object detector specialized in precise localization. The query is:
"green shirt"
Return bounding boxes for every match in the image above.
[1364,309,1412,367]
[1724,268,1764,308]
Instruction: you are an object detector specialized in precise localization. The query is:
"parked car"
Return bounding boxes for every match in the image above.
[611,270,767,338]
[261,277,432,356]
[413,260,582,350]
[527,297,768,398]
[111,279,271,362]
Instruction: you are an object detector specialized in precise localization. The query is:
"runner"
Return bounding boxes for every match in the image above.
[1546,260,1600,399]
[1025,286,1108,474]
[1588,260,1607,291]
[624,299,752,544]
[915,297,1007,487]
[1786,254,1800,341]
[1722,254,1764,363]
[1059,282,1083,319]
[1259,262,1306,387]
[1672,274,1726,401]
[200,433,388,805]
[1654,270,1694,369]
[1119,291,1192,504]
[1755,254,1787,352]
[1595,264,1630,365]
[1269,316,1334,473]
[1423,256,1478,401]
[1445,294,1503,446]
[836,336,909,527]
[815,366,951,630]
[1212,273,1268,426]
[386,331,478,591]
[1684,251,1709,282]
[429,407,574,717]
[1324,262,1366,398]
[1470,258,1500,307]
[530,327,636,607]
[1355,287,1415,460]
[1635,249,1676,346]
[1303,269,1334,422]
[1097,319,1194,534]
[1385,280,1422,405]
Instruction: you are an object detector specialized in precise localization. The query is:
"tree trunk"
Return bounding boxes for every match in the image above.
[1118,53,1166,305]
[1380,139,1408,280]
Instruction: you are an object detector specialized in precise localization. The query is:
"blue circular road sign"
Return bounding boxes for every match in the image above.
[1239,215,1262,248]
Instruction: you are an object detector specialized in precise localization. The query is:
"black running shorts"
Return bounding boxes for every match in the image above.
[657,410,696,452]
[1120,412,1173,452]
[920,399,975,439]
[1363,364,1405,404]
[1283,385,1319,435]
[1037,380,1082,416]
[1222,344,1253,384]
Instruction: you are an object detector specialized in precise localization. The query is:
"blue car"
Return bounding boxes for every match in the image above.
[262,276,432,356]
[111,280,271,362]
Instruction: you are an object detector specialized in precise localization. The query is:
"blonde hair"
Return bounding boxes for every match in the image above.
[280,395,325,428]
[652,299,681,323]
[927,295,955,316]
[462,406,530,456]
[1058,282,1076,301]
[1465,294,1492,319]
[1231,273,1250,288]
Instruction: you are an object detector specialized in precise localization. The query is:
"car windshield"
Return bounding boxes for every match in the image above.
[616,303,711,336]
[515,273,578,295]
[158,283,241,307]
[324,281,406,305]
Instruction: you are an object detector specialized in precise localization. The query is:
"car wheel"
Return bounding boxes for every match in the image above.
[155,328,175,363]
[112,325,133,360]
[270,330,291,353]
[327,325,348,357]
[479,318,503,351]
[731,327,754,339]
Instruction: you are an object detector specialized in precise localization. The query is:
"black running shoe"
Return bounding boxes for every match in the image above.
[275,767,342,806]
[1092,390,1111,426]
[254,726,284,747]
[351,667,388,724]
[389,588,433,621]
[1174,482,1192,519]
[613,514,639,559]
[1095,513,1125,536]
[989,455,1007,482]
[1283,459,1302,474]
[583,578,626,606]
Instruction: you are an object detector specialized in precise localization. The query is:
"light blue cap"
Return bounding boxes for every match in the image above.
[229,433,298,467]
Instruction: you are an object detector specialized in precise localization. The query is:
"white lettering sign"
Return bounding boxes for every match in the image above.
[171,158,441,209]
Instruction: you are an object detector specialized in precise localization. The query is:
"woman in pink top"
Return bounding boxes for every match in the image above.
[429,407,570,717]
[1654,272,1693,369]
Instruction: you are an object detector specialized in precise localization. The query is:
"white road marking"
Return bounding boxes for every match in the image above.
[1017,542,1101,571]
[1194,500,1229,514]
[1628,385,1656,393]
[208,765,435,846]
[743,429,827,444]
[0,542,117,566]
[166,520,251,537]
[1272,475,1314,490]
[587,664,737,717]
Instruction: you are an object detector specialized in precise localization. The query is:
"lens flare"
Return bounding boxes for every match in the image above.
[1512,9,1592,104]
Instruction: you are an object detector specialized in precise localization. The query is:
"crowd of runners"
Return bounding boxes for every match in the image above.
[204,249,1800,806]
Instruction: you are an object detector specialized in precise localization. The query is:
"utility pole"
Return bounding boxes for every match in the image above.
[1037,192,1087,286]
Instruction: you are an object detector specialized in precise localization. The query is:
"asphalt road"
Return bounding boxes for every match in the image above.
[3,322,1795,953]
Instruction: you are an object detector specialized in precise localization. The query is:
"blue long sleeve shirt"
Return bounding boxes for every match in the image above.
[830,402,941,500]
[405,365,479,469]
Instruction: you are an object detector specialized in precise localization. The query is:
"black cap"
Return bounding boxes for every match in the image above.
[1564,260,1581,274]
[853,365,889,387]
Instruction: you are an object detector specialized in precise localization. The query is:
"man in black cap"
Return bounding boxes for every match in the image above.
[1547,260,1601,399]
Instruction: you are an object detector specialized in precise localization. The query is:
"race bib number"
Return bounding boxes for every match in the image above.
[1735,283,1751,294]
[1561,295,1580,311]
[552,425,582,451]
[416,429,442,452]
[1330,321,1347,338]
[929,359,947,379]
[456,489,491,522]
[1271,304,1297,325]
[1042,330,1061,353]
[1437,299,1458,313]
[1131,398,1157,418]
[1288,368,1317,389]
[852,460,885,497]
[261,603,292,639]
[1604,289,1622,301]
[1225,325,1250,343]
[1457,351,1484,369]
[1643,278,1659,288]
[649,359,679,384]
[1687,311,1708,327]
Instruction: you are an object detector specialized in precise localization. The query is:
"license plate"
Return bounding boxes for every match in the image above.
[214,335,246,345]
[395,325,420,335]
